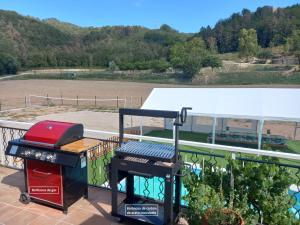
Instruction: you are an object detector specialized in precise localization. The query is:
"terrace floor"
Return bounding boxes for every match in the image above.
[0,166,187,225]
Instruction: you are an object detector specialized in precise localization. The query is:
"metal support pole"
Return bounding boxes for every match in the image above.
[258,120,264,150]
[173,119,176,145]
[139,116,143,142]
[294,122,298,140]
[212,117,217,144]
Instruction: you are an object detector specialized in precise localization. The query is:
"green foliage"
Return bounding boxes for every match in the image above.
[0,53,19,75]
[170,38,207,78]
[108,61,119,71]
[151,59,170,72]
[257,49,274,60]
[184,172,248,225]
[238,28,259,59]
[202,54,222,70]
[184,156,298,224]
[198,4,300,53]
[286,30,300,65]
[0,10,188,71]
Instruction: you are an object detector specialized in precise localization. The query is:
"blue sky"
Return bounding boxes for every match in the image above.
[0,0,299,32]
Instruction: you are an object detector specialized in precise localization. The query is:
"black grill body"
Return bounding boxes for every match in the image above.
[111,108,190,225]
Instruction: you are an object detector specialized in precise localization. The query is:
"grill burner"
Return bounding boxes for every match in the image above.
[5,120,100,213]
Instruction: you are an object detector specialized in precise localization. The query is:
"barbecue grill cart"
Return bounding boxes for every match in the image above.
[110,107,191,225]
[5,120,100,213]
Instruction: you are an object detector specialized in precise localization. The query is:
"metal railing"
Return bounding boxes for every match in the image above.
[0,119,299,222]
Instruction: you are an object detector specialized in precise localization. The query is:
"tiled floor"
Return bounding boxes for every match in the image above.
[0,166,119,225]
[0,166,187,225]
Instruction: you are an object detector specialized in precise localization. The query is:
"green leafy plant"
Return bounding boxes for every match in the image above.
[184,154,299,225]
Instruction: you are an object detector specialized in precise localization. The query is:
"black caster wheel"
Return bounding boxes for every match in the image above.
[19,192,30,204]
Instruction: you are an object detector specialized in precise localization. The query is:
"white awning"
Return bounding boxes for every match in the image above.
[141,88,300,122]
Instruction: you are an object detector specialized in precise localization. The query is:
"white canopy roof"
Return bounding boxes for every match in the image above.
[141,88,300,122]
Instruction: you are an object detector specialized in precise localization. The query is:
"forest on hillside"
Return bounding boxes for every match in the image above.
[0,4,300,76]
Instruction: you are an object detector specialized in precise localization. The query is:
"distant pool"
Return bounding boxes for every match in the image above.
[119,168,300,219]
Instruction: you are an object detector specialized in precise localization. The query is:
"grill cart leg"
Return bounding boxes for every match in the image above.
[164,176,174,225]
[84,152,89,199]
[174,170,182,216]
[126,174,134,203]
[111,160,118,216]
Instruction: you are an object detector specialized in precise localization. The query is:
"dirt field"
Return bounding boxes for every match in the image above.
[0,80,188,110]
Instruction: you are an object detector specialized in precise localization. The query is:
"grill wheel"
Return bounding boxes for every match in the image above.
[19,192,30,204]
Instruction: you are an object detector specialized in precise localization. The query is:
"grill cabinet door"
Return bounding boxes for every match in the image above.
[27,160,63,206]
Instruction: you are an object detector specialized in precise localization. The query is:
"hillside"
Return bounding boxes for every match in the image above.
[0,10,189,73]
[0,4,300,76]
[197,4,300,53]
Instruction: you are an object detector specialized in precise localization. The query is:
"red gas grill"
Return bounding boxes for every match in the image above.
[5,120,99,213]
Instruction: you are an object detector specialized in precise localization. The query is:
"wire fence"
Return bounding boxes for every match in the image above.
[0,95,144,113]
[0,122,299,222]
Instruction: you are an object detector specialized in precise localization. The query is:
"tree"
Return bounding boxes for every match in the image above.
[202,54,222,71]
[170,38,207,79]
[285,30,300,65]
[0,54,19,75]
[238,28,259,60]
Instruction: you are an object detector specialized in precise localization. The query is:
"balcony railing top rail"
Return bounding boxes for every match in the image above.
[1,119,300,162]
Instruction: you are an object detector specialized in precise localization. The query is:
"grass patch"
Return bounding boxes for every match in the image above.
[145,129,300,166]
[216,71,300,85]
[287,140,300,154]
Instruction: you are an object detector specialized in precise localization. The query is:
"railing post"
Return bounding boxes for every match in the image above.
[46,94,49,106]
[116,96,119,108]
[61,94,63,105]
[95,96,97,107]
[77,96,79,106]
[24,96,27,108]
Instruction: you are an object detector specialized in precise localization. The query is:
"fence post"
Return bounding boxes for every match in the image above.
[140,97,143,106]
[24,96,27,108]
[46,94,49,106]
[61,94,63,105]
[117,96,119,108]
[95,96,97,107]
[77,96,79,106]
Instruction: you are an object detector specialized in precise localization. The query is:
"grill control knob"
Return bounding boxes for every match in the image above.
[24,150,31,156]
[35,152,42,158]
[46,154,53,160]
